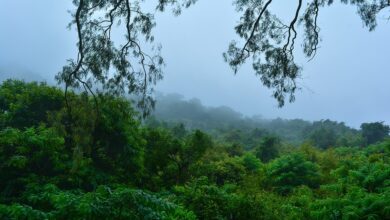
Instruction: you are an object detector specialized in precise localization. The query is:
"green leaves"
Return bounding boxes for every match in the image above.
[0,80,63,129]
[266,153,320,194]
[0,80,389,219]
[361,122,390,145]
[310,188,390,220]
[0,185,196,220]
[255,136,280,162]
[0,126,66,203]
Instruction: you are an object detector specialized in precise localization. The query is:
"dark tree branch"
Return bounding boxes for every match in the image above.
[308,0,320,60]
[64,0,85,148]
[283,0,303,58]
[239,0,273,61]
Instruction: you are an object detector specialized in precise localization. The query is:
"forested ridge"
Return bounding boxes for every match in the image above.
[149,94,366,146]
[0,79,389,219]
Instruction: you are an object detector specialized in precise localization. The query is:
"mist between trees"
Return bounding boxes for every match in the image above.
[1,0,390,219]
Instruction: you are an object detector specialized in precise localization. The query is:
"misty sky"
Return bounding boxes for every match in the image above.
[0,1,389,128]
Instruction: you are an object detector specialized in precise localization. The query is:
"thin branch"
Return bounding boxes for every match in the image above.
[239,0,273,60]
[283,0,303,57]
[64,0,85,148]
[308,0,320,61]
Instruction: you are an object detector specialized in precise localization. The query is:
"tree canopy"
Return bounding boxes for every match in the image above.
[361,122,390,145]
[59,0,390,110]
[1,80,390,219]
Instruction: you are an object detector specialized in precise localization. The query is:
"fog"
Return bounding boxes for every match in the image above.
[0,1,389,128]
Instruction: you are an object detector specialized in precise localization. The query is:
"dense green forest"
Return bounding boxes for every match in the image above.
[149,94,383,148]
[0,80,389,219]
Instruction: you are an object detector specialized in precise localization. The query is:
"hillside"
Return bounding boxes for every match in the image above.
[1,80,389,219]
[150,93,363,148]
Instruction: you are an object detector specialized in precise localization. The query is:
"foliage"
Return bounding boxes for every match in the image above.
[58,0,197,115]
[173,177,273,220]
[0,79,63,129]
[192,155,247,186]
[310,187,390,220]
[255,136,280,162]
[361,122,390,145]
[90,95,145,182]
[0,80,390,219]
[224,0,389,106]
[0,126,67,203]
[0,184,196,220]
[150,94,363,146]
[266,153,320,195]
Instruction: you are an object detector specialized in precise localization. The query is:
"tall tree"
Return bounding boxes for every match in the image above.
[58,0,196,116]
[255,136,280,162]
[361,122,390,145]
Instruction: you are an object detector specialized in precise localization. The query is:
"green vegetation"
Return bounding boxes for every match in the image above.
[149,94,363,148]
[0,80,389,219]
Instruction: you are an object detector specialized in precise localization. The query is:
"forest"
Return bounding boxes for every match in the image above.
[0,79,389,219]
[1,0,390,219]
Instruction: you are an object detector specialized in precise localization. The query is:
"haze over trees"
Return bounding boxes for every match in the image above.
[361,122,390,145]
[1,0,390,219]
[149,94,368,148]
